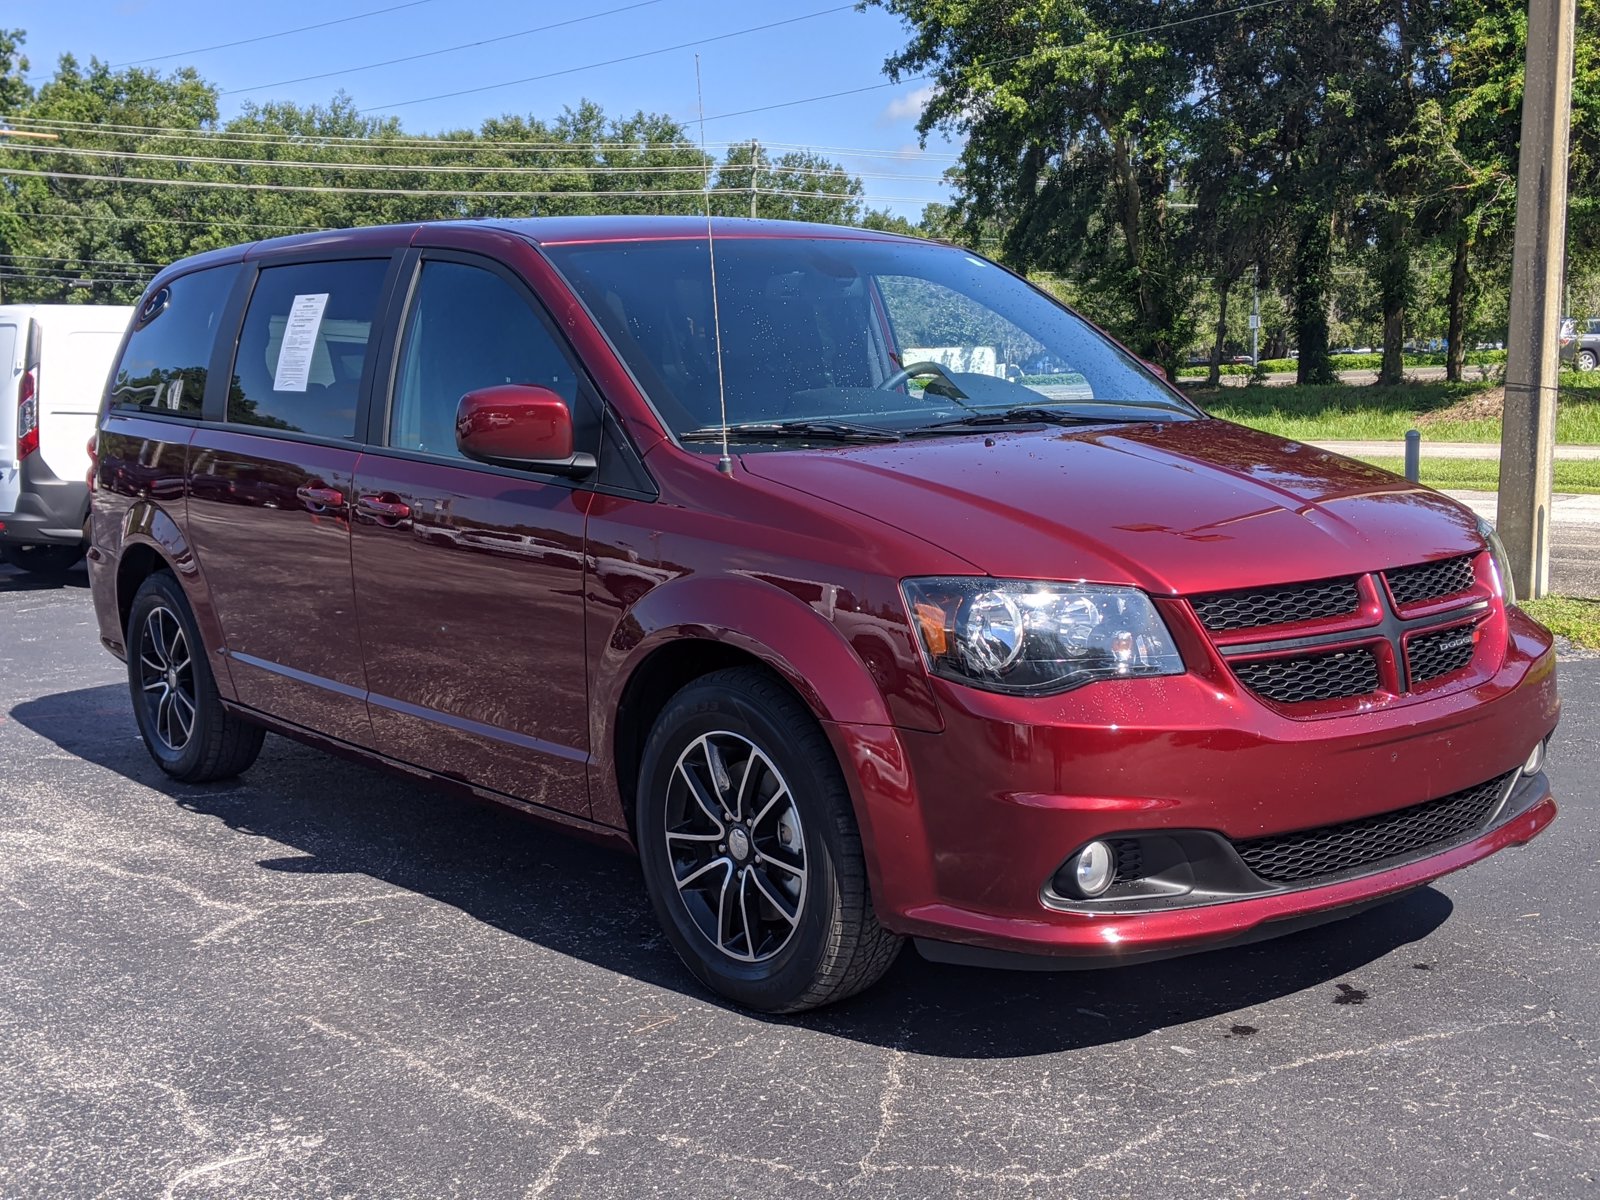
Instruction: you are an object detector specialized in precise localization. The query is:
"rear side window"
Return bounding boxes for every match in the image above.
[228,259,389,438]
[109,266,236,416]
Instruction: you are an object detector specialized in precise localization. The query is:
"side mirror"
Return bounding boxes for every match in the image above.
[455,385,596,478]
[1142,360,1168,381]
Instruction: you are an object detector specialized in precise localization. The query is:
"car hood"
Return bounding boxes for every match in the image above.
[740,420,1483,594]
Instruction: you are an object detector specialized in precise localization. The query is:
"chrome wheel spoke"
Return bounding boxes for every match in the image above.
[750,784,790,830]
[665,828,722,845]
[737,870,758,956]
[700,738,735,818]
[755,851,805,883]
[677,762,727,830]
[674,855,731,893]
[664,729,808,966]
[749,868,800,927]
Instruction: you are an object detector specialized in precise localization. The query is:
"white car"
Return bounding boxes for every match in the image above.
[0,304,133,577]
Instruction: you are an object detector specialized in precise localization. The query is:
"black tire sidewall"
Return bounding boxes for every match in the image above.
[126,572,221,778]
[636,675,849,1012]
[1581,350,1597,371]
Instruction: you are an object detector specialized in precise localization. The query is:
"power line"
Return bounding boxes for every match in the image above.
[12,211,318,232]
[359,4,857,113]
[0,252,164,268]
[1,116,964,160]
[111,0,444,67]
[223,0,668,96]
[0,141,952,183]
[0,165,913,202]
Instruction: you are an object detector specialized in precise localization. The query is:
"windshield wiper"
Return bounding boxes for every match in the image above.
[908,406,1159,432]
[682,420,903,444]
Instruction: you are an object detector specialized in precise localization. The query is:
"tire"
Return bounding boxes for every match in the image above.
[635,667,902,1013]
[1579,349,1597,372]
[126,571,265,782]
[1,543,85,578]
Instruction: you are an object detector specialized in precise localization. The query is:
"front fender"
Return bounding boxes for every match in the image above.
[605,571,897,728]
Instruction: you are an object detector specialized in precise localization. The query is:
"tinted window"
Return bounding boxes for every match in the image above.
[228,259,389,438]
[109,266,236,416]
[389,260,579,459]
[545,238,1193,438]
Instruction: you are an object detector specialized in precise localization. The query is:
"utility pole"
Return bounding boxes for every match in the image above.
[1250,266,1261,367]
[749,138,759,219]
[1498,0,1577,599]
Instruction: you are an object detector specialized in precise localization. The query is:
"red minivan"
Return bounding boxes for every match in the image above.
[88,218,1559,1012]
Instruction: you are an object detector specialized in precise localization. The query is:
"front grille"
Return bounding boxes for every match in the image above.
[1233,648,1380,704]
[1385,554,1476,606]
[1407,625,1477,685]
[1232,772,1514,884]
[1191,577,1361,632]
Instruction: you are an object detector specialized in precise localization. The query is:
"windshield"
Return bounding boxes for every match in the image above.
[542,235,1199,443]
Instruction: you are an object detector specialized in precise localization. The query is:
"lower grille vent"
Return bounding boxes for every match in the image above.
[1232,772,1513,884]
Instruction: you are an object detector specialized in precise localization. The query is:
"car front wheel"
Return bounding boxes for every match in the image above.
[126,571,265,782]
[635,667,902,1012]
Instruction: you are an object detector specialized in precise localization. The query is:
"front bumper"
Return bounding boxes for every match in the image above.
[829,609,1559,962]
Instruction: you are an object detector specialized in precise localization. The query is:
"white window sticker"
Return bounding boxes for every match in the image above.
[272,293,329,392]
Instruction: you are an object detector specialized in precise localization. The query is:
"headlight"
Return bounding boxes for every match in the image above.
[901,577,1185,695]
[1477,518,1517,608]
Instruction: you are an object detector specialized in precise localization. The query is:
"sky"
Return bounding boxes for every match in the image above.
[5,0,962,219]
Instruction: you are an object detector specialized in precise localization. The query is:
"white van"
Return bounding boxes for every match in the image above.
[0,304,134,577]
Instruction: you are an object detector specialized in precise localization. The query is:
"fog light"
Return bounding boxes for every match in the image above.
[1523,740,1546,777]
[1070,840,1117,898]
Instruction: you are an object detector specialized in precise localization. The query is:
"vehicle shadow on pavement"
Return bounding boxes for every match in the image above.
[0,565,90,592]
[14,683,1454,1060]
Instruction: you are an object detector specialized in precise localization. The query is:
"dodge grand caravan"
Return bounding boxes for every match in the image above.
[88,218,1559,1012]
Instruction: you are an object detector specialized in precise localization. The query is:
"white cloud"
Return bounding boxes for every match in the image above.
[881,85,935,123]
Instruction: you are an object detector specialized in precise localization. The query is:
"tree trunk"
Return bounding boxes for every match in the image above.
[1293,212,1335,385]
[1377,212,1409,386]
[1209,275,1233,387]
[1446,224,1470,383]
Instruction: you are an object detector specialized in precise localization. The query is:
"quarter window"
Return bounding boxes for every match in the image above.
[389,261,579,459]
[109,266,236,416]
[228,259,389,438]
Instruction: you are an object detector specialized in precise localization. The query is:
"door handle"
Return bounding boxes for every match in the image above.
[296,484,344,509]
[357,493,412,523]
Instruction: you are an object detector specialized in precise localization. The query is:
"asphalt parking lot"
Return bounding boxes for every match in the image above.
[2,565,1597,1199]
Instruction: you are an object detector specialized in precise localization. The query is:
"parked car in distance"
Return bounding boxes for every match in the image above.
[89,218,1559,1012]
[1560,317,1599,370]
[1,304,133,577]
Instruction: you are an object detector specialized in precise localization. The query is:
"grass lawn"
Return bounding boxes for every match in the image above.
[1355,455,1600,494]
[1193,380,1600,444]
[1522,597,1600,646]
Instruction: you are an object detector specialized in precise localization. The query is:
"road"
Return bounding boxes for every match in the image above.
[2,568,1597,1198]
[1446,490,1600,599]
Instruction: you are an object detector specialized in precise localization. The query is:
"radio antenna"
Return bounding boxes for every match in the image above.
[695,53,734,477]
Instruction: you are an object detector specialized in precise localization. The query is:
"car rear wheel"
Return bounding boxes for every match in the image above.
[0,543,85,578]
[635,667,902,1012]
[127,571,264,782]
[1579,349,1598,371]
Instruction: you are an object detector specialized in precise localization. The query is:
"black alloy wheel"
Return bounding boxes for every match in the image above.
[636,667,901,1013]
[126,571,265,782]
